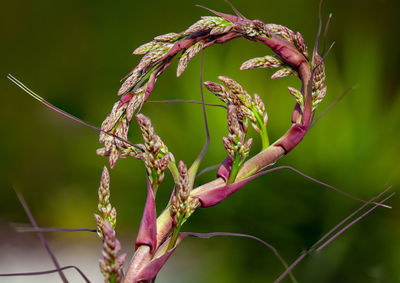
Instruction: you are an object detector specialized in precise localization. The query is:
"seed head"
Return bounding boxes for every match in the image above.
[227,106,243,138]
[99,221,126,283]
[240,55,284,70]
[311,53,327,110]
[287,86,303,108]
[253,93,268,127]
[136,114,170,185]
[170,161,191,226]
[154,32,183,42]
[204,81,231,104]
[136,43,173,72]
[136,114,157,150]
[217,76,253,108]
[133,41,164,55]
[253,94,265,113]
[100,102,124,134]
[177,41,205,77]
[236,20,270,37]
[240,138,253,160]
[96,167,116,229]
[295,32,309,59]
[118,69,141,96]
[218,76,245,95]
[265,24,296,46]
[185,16,229,34]
[108,145,120,169]
[210,24,232,35]
[271,67,296,79]
[223,105,253,162]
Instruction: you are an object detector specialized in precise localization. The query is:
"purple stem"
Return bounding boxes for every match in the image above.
[321,13,333,57]
[316,192,394,252]
[223,0,246,19]
[277,166,391,208]
[16,227,96,233]
[187,49,211,184]
[312,0,324,60]
[274,187,393,283]
[0,265,90,282]
[15,191,68,283]
[196,165,390,208]
[7,74,142,151]
[274,252,307,283]
[197,49,210,164]
[195,5,243,23]
[309,185,392,252]
[194,166,286,207]
[196,164,220,177]
[181,232,297,282]
[182,232,284,261]
[7,74,101,132]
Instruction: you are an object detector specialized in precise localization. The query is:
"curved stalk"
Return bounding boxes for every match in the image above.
[123,10,315,282]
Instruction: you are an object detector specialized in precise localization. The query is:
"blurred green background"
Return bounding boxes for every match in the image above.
[1,0,399,282]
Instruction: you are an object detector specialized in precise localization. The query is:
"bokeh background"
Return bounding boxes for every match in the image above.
[1,0,399,282]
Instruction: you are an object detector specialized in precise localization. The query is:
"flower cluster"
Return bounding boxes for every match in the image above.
[94,166,116,238]
[240,54,298,80]
[135,114,171,189]
[98,90,144,168]
[94,167,126,282]
[170,161,196,227]
[99,221,126,283]
[92,7,332,283]
[204,76,269,149]
[265,24,309,58]
[223,105,253,165]
[311,53,327,110]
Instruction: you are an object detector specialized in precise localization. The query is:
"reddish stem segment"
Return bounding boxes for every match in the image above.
[124,11,315,283]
